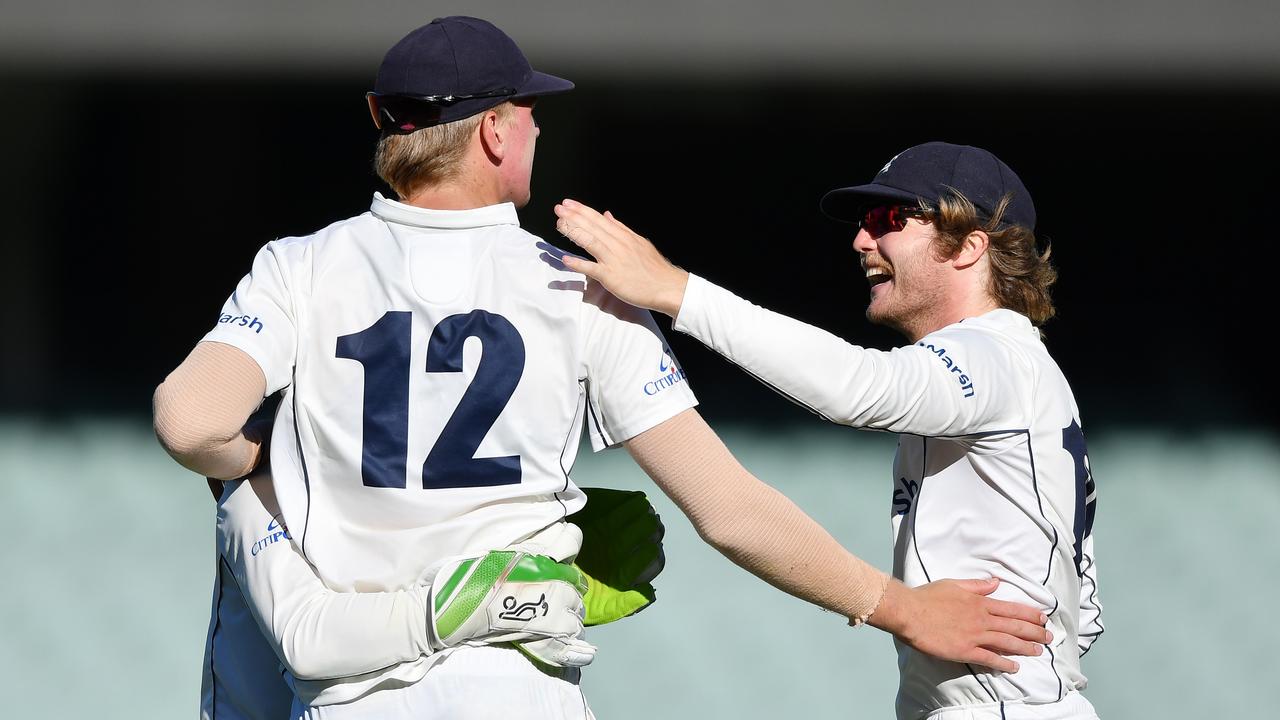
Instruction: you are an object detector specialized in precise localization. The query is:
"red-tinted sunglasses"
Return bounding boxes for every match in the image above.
[859,204,931,237]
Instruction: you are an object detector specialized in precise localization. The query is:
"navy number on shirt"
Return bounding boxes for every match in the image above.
[335,311,411,489]
[1061,420,1097,576]
[336,310,525,490]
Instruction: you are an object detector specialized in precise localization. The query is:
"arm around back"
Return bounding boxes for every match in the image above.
[624,408,1053,673]
[218,473,433,681]
[623,408,890,623]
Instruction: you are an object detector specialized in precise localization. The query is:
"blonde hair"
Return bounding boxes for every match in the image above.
[373,101,514,199]
[919,189,1058,326]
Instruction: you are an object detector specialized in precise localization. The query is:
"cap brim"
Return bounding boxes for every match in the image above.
[513,71,574,99]
[820,183,923,223]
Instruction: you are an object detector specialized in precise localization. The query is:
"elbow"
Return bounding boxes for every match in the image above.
[152,381,214,468]
[275,620,339,681]
[152,382,187,456]
[279,649,333,682]
[693,515,756,562]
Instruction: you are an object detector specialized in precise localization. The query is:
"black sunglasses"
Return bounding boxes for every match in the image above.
[366,89,517,133]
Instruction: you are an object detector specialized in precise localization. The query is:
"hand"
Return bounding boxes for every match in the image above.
[868,578,1052,674]
[428,551,597,668]
[570,487,666,625]
[553,199,690,317]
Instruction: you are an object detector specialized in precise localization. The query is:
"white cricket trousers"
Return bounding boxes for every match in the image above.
[923,692,1099,719]
[294,645,595,720]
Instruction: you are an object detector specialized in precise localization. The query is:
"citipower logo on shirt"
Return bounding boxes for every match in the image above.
[643,347,688,396]
[250,514,291,557]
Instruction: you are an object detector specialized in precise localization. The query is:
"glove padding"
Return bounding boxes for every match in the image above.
[428,550,596,667]
[571,487,666,625]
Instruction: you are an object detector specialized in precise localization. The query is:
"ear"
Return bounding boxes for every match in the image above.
[952,230,990,270]
[478,109,508,162]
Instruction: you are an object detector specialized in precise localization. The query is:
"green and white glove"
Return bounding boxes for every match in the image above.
[428,550,596,667]
[571,487,666,626]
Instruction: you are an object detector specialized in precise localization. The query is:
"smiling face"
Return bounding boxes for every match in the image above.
[852,215,951,341]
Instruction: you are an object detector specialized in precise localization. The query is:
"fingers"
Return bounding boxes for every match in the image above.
[611,501,663,550]
[555,200,619,242]
[982,596,1049,627]
[979,630,1044,658]
[619,543,663,587]
[967,648,1019,674]
[987,615,1053,645]
[951,577,1000,596]
[555,199,642,254]
[558,254,601,278]
[555,216,602,254]
[949,577,1049,626]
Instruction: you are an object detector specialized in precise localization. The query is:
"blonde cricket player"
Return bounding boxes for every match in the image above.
[155,21,1053,720]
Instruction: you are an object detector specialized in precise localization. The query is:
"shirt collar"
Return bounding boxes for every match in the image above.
[967,308,1039,338]
[370,192,520,229]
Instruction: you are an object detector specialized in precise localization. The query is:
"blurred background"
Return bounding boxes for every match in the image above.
[2,2,1277,718]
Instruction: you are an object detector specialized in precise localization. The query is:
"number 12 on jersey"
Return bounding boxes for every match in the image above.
[336,309,526,490]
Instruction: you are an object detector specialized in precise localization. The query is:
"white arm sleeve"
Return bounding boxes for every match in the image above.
[1076,531,1104,655]
[673,274,1025,436]
[216,473,433,681]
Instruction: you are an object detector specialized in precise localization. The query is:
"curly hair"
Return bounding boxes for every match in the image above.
[918,189,1057,326]
[373,102,514,199]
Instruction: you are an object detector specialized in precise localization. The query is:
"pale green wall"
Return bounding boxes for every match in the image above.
[2,420,1276,718]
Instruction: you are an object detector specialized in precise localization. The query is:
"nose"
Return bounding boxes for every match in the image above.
[853,228,876,254]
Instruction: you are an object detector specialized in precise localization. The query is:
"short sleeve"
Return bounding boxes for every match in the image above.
[202,241,299,394]
[580,282,697,451]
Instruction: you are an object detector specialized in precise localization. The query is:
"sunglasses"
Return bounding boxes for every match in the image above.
[859,204,931,237]
[366,89,516,133]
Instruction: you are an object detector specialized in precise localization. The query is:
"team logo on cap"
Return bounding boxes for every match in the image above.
[880,151,903,174]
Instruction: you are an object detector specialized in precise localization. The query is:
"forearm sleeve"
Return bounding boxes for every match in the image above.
[218,475,433,681]
[153,341,268,480]
[625,409,889,623]
[673,274,999,435]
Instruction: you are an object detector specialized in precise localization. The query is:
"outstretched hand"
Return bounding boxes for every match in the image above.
[553,199,690,318]
[869,578,1052,674]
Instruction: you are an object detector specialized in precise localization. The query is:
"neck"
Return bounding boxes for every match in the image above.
[402,180,505,210]
[401,154,508,210]
[901,283,999,343]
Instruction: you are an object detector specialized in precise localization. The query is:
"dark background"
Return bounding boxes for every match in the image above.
[2,70,1274,432]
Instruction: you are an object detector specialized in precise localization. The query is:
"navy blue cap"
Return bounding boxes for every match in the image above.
[372,16,574,126]
[821,142,1036,230]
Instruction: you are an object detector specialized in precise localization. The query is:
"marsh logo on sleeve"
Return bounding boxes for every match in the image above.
[218,313,265,334]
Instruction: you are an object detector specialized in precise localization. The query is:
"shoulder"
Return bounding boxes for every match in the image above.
[925,310,1042,357]
[911,311,1046,394]
[255,212,379,261]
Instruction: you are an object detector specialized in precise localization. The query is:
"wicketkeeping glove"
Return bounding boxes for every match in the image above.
[571,487,666,626]
[428,550,596,667]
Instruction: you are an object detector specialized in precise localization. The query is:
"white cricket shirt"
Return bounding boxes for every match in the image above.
[202,194,696,703]
[674,274,1102,719]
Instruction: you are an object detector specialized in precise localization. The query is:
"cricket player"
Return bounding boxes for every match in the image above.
[553,142,1104,719]
[154,17,1052,717]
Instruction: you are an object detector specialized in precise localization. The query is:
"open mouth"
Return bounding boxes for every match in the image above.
[865,267,893,288]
